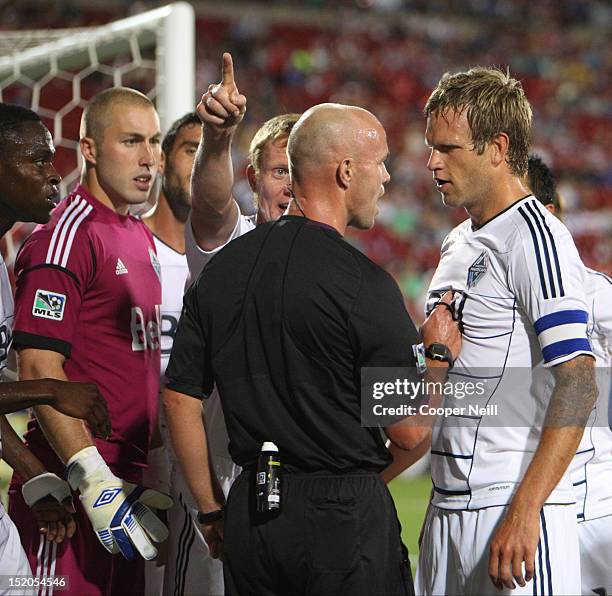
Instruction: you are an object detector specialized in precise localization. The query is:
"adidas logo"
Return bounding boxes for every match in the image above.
[115,258,128,276]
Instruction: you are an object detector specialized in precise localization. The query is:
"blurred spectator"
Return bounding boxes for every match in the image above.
[1,0,609,321]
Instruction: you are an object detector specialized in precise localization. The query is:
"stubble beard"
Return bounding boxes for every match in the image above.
[163,178,191,223]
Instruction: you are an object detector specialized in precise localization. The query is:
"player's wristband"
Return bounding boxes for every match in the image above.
[197,507,224,524]
[425,343,454,369]
[22,472,71,507]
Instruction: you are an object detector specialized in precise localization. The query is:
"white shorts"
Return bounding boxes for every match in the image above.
[416,504,580,596]
[579,514,612,595]
[163,455,241,596]
[0,505,33,595]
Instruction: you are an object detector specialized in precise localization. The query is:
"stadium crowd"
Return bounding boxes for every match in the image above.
[1,1,609,319]
[0,3,610,596]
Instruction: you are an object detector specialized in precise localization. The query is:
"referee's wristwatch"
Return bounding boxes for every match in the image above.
[425,343,454,369]
[197,507,224,524]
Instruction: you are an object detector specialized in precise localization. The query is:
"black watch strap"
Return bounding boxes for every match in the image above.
[425,343,454,368]
[197,508,224,524]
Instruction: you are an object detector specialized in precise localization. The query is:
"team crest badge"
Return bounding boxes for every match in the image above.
[467,251,489,289]
[149,247,161,282]
[32,290,66,321]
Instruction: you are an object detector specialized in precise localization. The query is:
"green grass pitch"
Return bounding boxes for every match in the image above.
[388,474,432,569]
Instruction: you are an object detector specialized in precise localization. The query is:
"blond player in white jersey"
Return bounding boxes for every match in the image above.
[161,53,298,595]
[0,103,110,593]
[526,155,612,595]
[415,68,597,596]
[142,112,199,595]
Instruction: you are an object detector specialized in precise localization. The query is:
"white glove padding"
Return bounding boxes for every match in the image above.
[66,446,173,560]
[22,472,72,507]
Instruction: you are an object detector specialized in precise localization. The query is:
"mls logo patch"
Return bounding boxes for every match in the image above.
[32,290,66,321]
[149,247,161,283]
[93,488,122,508]
[467,251,489,289]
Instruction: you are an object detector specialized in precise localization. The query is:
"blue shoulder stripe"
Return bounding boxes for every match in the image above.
[531,201,565,296]
[542,338,592,362]
[534,309,588,334]
[525,201,559,298]
[518,206,549,299]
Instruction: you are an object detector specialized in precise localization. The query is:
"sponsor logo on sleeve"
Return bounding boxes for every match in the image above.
[32,289,67,321]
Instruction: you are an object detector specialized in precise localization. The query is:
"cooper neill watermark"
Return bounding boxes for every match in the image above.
[361,366,610,428]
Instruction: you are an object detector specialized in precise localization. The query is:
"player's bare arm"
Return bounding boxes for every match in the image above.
[162,387,225,559]
[18,348,97,462]
[191,52,247,251]
[488,354,597,590]
[385,290,462,450]
[0,377,110,437]
[0,416,76,543]
[381,437,431,484]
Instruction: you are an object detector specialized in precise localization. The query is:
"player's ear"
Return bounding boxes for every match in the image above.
[489,132,509,168]
[158,151,166,176]
[336,158,352,190]
[80,137,97,166]
[246,164,258,192]
[545,204,556,215]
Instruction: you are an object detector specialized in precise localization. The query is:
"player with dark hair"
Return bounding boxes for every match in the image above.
[163,54,299,595]
[0,101,110,579]
[141,111,200,594]
[526,155,612,596]
[8,89,172,596]
[525,154,560,211]
[418,67,597,595]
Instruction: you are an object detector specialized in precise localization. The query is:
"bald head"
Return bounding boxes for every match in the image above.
[80,87,154,146]
[286,102,390,232]
[287,103,384,183]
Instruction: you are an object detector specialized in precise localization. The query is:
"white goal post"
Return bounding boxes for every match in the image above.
[0,2,195,264]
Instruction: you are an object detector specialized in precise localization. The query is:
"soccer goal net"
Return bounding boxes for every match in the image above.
[0,2,195,266]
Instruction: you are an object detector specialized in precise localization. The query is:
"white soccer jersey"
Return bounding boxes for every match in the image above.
[570,268,612,522]
[426,195,593,510]
[153,236,189,382]
[162,204,250,596]
[185,201,256,284]
[0,256,32,579]
[0,253,14,468]
[184,202,255,460]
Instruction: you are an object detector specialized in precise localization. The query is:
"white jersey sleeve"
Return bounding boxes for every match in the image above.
[509,203,592,366]
[590,270,612,364]
[185,201,256,281]
[571,269,612,521]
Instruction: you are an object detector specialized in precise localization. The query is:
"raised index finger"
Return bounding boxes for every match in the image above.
[221,52,235,87]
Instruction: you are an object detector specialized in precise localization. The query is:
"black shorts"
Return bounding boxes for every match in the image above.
[223,469,414,596]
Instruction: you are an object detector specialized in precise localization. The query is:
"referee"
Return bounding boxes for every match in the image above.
[164,103,460,595]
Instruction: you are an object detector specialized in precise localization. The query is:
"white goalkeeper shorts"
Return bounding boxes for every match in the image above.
[579,514,612,595]
[416,503,581,596]
[163,454,241,596]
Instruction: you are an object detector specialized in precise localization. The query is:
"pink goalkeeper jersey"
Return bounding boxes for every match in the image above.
[13,184,161,477]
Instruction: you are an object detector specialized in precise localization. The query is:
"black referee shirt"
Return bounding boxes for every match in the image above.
[166,215,421,472]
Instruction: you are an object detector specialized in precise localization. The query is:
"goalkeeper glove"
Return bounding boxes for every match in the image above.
[66,446,173,560]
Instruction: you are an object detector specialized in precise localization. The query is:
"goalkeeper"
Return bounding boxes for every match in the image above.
[8,88,172,596]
